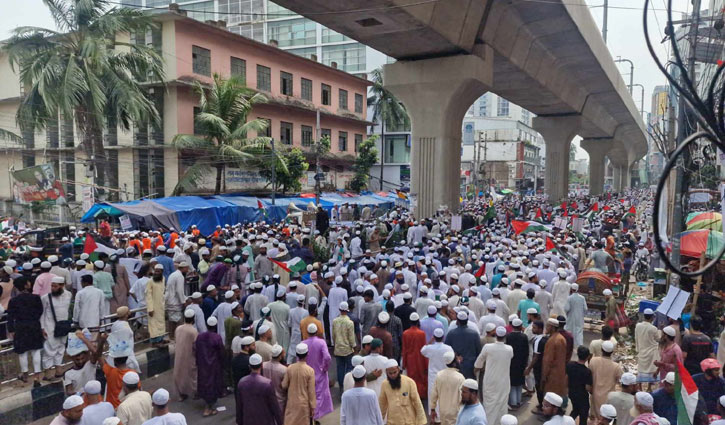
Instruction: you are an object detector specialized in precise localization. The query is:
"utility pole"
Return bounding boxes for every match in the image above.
[315,110,321,206]
[614,57,634,94]
[602,0,608,43]
[271,138,276,205]
[472,136,478,198]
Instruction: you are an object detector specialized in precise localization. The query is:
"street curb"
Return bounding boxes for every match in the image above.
[0,345,175,424]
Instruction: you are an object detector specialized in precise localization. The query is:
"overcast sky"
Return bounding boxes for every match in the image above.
[0,0,697,161]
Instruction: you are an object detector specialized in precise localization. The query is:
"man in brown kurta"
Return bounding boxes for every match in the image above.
[110,260,131,313]
[589,340,623,418]
[262,344,288,414]
[174,312,198,400]
[541,318,568,398]
[281,343,316,425]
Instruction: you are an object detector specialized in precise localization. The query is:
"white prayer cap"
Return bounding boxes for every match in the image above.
[420,285,429,292]
[362,335,374,345]
[441,300,449,307]
[486,300,497,310]
[643,308,654,315]
[296,343,309,355]
[352,365,367,379]
[492,288,500,296]
[547,318,560,327]
[157,246,167,252]
[339,301,349,311]
[48,255,59,263]
[230,302,240,310]
[207,316,218,327]
[352,355,364,367]
[527,308,538,315]
[240,336,255,346]
[495,326,507,337]
[544,392,563,407]
[539,280,547,287]
[231,284,240,291]
[63,395,84,410]
[152,388,170,405]
[657,418,671,425]
[635,391,654,408]
[571,283,579,291]
[663,371,675,384]
[508,314,518,323]
[385,359,399,369]
[289,281,298,288]
[190,292,202,299]
[178,261,189,268]
[276,287,286,298]
[620,372,637,386]
[51,276,65,284]
[434,328,444,338]
[443,350,455,364]
[600,404,617,420]
[225,290,234,299]
[231,336,243,354]
[262,306,271,315]
[249,353,263,366]
[603,289,613,296]
[462,379,478,391]
[378,311,390,324]
[259,324,271,335]
[403,292,412,300]
[451,285,460,294]
[428,305,438,315]
[307,323,318,334]
[308,297,318,305]
[719,395,725,408]
[122,371,140,385]
[409,312,420,321]
[5,259,16,268]
[334,276,343,284]
[94,260,105,269]
[40,261,52,269]
[501,415,518,425]
[512,318,523,327]
[102,418,121,425]
[601,341,614,353]
[485,323,496,333]
[457,311,468,321]
[184,308,195,318]
[84,380,102,395]
[663,326,676,337]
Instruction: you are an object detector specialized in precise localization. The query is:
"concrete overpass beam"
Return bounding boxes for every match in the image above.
[384,55,493,217]
[580,139,611,196]
[532,115,581,203]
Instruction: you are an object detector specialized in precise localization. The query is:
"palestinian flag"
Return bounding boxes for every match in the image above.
[83,234,117,262]
[603,205,611,211]
[535,208,542,220]
[484,206,496,221]
[675,361,699,425]
[545,236,557,252]
[585,203,600,220]
[623,206,636,220]
[83,234,99,254]
[257,199,269,219]
[271,257,307,274]
[511,220,551,235]
[474,264,486,278]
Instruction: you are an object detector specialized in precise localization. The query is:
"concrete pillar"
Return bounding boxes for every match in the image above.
[384,54,492,217]
[612,165,623,192]
[580,139,610,196]
[532,116,581,203]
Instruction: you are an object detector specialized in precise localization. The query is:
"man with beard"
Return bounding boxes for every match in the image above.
[165,262,189,340]
[541,392,567,425]
[430,351,465,425]
[50,395,84,425]
[455,379,487,425]
[145,264,166,347]
[63,330,97,395]
[232,336,255,395]
[379,359,427,425]
[340,365,384,425]
[475,326,513,425]
[254,246,274,279]
[41,276,72,380]
[282,343,317,425]
[174,309,198,402]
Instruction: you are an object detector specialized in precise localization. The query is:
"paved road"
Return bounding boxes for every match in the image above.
[33,330,601,425]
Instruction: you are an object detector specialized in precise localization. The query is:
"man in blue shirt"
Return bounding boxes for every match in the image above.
[692,358,725,415]
[154,246,175,281]
[652,372,677,425]
[456,378,487,425]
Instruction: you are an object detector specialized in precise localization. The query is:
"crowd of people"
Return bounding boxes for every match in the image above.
[1,188,725,425]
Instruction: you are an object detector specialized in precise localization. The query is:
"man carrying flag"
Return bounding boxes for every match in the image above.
[257,199,269,221]
[675,360,703,425]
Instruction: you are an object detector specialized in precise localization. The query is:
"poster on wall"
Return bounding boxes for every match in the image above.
[12,164,67,206]
[82,185,94,213]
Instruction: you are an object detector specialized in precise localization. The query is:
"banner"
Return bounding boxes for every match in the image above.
[119,214,133,230]
[82,185,94,212]
[12,164,66,205]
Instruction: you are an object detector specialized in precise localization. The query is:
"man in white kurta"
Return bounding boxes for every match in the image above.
[211,292,236,343]
[634,309,660,382]
[73,276,104,329]
[475,327,513,425]
[41,277,73,375]
[420,329,454,413]
[550,273,570,318]
[286,298,309,364]
[363,346,389,397]
[430,351,465,425]
[327,279,348,344]
[564,284,587,347]
[340,366,384,425]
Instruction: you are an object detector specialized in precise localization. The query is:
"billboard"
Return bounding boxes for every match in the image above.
[12,164,67,205]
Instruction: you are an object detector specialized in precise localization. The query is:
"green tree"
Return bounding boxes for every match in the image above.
[172,74,280,194]
[259,147,309,194]
[368,68,409,191]
[350,136,379,192]
[3,0,165,193]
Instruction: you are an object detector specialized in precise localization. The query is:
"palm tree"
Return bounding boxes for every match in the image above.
[3,0,164,194]
[367,67,410,192]
[172,74,284,195]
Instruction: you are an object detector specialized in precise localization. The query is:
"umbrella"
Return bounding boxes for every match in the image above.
[686,212,722,230]
[576,270,612,294]
[677,229,725,259]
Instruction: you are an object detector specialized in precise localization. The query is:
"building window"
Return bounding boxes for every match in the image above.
[259,117,272,137]
[192,45,211,76]
[338,131,348,152]
[321,43,365,73]
[231,57,246,83]
[321,128,331,139]
[61,114,74,148]
[301,78,312,101]
[286,47,317,60]
[321,83,331,105]
[339,89,348,110]
[257,65,271,91]
[479,96,487,116]
[354,134,362,152]
[183,1,215,21]
[280,121,293,145]
[497,98,510,116]
[301,125,313,146]
[321,28,350,43]
[521,109,531,125]
[47,116,59,149]
[355,93,363,113]
[193,107,203,135]
[280,71,293,96]
[267,18,316,47]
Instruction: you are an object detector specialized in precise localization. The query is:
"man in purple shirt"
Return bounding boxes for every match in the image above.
[420,305,444,342]
[302,323,333,421]
[236,353,282,425]
[203,259,229,292]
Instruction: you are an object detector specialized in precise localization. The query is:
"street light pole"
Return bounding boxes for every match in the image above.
[614,57,634,94]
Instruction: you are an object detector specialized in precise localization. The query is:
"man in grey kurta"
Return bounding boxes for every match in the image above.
[244,282,270,321]
[564,283,588,348]
[268,288,291,353]
[286,297,309,364]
